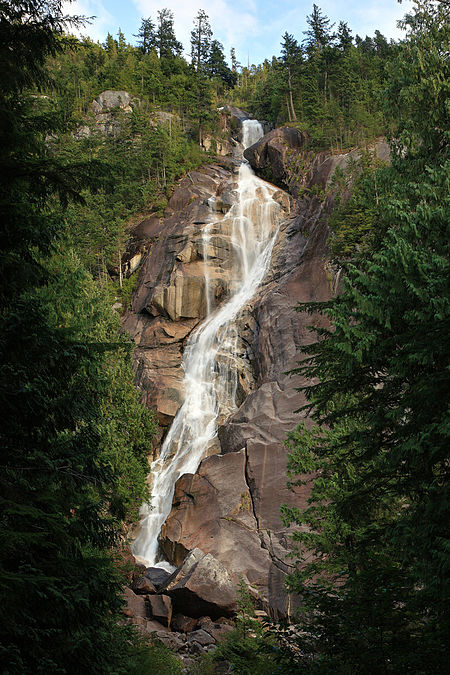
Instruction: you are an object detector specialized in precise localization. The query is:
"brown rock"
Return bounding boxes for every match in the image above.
[147,594,172,628]
[131,576,157,595]
[172,613,198,633]
[123,140,389,620]
[162,549,237,619]
[122,588,147,619]
[160,451,271,590]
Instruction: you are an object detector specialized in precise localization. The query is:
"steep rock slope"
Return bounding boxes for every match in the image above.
[123,128,388,617]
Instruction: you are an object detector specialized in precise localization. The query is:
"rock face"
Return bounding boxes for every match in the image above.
[123,162,239,431]
[244,126,389,198]
[161,549,238,619]
[124,126,389,617]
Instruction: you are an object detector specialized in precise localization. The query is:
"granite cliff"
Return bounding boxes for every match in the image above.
[122,112,388,619]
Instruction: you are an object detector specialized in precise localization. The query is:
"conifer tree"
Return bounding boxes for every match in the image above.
[190,9,213,72]
[0,2,156,671]
[280,32,302,121]
[303,3,335,52]
[283,2,450,671]
[156,8,182,59]
[135,16,156,54]
[190,9,213,144]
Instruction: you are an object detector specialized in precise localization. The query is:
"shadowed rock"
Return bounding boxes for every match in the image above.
[161,549,237,619]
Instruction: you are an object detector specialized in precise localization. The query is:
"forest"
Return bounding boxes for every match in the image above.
[0,0,448,672]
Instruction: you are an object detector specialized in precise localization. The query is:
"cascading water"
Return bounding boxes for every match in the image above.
[132,119,282,568]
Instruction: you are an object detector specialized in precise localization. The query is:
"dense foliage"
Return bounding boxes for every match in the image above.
[0,1,157,672]
[2,0,448,672]
[282,1,449,672]
[231,4,396,149]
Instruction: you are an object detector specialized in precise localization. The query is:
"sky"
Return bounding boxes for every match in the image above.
[63,0,410,66]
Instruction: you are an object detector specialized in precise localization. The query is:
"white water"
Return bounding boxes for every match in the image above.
[132,120,281,567]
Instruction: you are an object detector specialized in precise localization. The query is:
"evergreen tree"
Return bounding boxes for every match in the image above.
[135,16,156,54]
[156,8,182,60]
[280,32,302,121]
[190,9,214,144]
[282,1,450,671]
[0,2,157,671]
[208,39,234,86]
[230,47,241,74]
[190,9,213,72]
[303,3,335,52]
[336,20,353,51]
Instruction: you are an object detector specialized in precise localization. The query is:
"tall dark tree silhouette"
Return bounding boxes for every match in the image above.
[0,2,155,671]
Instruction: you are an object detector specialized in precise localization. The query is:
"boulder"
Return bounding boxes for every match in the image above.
[161,549,237,619]
[243,126,310,194]
[186,629,216,646]
[122,588,147,619]
[93,90,132,111]
[198,618,234,642]
[145,567,171,589]
[172,613,198,633]
[147,594,172,627]
[131,576,157,595]
[160,451,271,590]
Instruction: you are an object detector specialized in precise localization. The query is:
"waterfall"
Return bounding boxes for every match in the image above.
[132,120,281,568]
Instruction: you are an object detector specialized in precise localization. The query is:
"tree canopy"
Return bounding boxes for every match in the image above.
[282,1,450,671]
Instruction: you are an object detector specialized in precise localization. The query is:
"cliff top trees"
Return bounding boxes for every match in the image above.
[156,8,183,59]
[283,1,450,671]
[191,9,213,72]
[190,9,214,144]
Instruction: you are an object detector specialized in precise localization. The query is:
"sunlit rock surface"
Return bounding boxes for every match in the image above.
[123,124,389,617]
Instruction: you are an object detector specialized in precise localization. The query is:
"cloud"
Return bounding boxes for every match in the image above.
[62,0,115,42]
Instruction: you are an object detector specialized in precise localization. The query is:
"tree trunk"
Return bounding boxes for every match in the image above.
[288,67,297,121]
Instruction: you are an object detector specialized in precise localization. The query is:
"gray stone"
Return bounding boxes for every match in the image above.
[187,629,216,646]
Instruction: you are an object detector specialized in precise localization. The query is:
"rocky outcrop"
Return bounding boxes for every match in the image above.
[244,126,389,198]
[123,162,240,430]
[124,126,390,617]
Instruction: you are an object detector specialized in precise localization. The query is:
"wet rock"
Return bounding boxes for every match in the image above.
[124,139,389,619]
[131,576,157,595]
[145,567,171,589]
[147,594,172,627]
[161,549,237,619]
